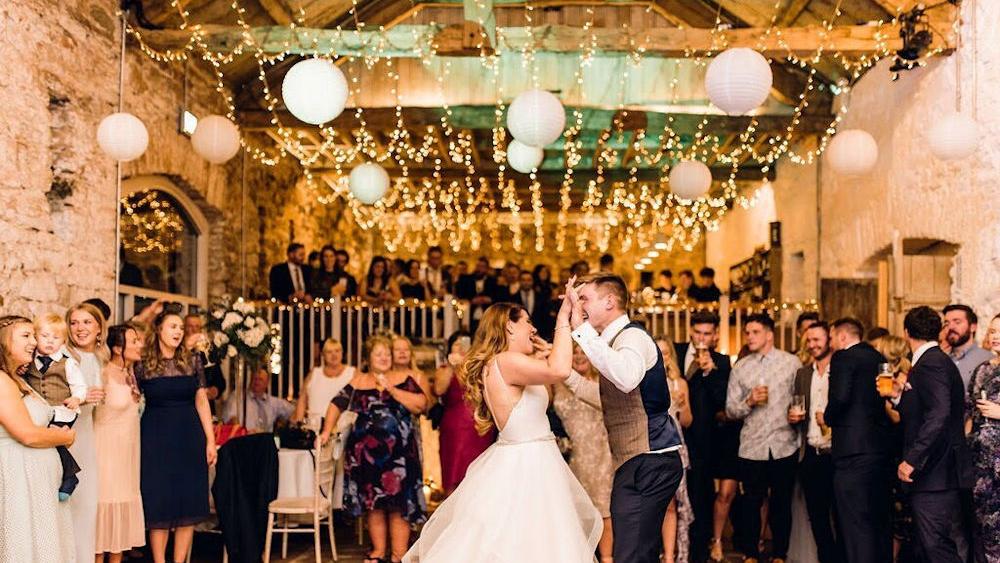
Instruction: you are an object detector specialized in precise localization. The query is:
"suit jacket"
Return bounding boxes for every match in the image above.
[793,364,830,459]
[455,274,498,319]
[675,342,731,463]
[268,263,312,303]
[212,434,278,563]
[897,346,973,492]
[824,342,893,459]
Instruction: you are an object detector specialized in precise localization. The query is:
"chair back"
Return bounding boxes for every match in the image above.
[313,437,337,513]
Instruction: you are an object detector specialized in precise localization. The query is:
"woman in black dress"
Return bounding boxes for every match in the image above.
[137,311,216,563]
[311,244,340,299]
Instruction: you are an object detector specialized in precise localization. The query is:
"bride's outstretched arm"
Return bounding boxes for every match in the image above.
[499,277,576,386]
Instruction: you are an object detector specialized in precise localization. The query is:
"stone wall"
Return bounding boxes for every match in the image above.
[0,0,305,315]
[709,0,1000,322]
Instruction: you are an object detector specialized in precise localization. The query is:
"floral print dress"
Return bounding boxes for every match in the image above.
[965,360,1000,562]
[332,377,427,524]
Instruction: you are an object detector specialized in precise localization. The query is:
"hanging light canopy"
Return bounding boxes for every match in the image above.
[349,162,390,205]
[705,48,774,116]
[97,112,149,161]
[281,58,349,125]
[507,140,544,174]
[826,129,879,176]
[927,111,978,161]
[191,115,241,164]
[669,160,713,200]
[506,89,566,148]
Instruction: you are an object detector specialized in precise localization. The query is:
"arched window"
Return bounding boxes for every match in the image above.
[118,176,209,317]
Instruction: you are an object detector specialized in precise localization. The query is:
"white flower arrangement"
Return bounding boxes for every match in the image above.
[208,299,275,364]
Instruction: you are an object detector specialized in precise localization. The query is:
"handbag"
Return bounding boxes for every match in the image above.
[276,423,316,450]
[331,387,358,460]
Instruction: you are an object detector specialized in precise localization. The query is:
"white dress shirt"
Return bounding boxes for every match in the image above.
[570,314,658,394]
[807,363,831,449]
[912,341,938,366]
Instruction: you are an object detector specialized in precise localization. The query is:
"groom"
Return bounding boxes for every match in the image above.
[565,272,683,563]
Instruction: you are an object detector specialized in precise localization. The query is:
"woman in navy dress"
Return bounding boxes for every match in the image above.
[136,311,217,563]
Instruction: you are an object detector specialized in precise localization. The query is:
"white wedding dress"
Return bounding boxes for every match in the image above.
[404,359,602,562]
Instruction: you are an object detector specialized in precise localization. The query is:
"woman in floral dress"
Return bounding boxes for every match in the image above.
[320,335,427,563]
[965,313,1000,563]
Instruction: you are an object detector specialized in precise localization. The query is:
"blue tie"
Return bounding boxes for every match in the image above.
[38,356,54,374]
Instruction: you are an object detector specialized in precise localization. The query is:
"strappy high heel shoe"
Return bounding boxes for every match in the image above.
[709,537,724,562]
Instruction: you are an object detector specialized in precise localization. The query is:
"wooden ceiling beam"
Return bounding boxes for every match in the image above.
[257,0,293,25]
[315,163,773,183]
[238,107,837,134]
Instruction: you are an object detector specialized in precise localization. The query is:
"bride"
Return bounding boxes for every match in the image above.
[403,279,603,562]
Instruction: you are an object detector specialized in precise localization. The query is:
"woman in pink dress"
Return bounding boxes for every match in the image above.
[94,323,146,562]
[433,331,495,495]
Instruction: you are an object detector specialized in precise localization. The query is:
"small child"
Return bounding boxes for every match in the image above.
[26,314,85,501]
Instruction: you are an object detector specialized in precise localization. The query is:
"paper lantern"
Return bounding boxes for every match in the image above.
[191,115,241,164]
[281,58,349,125]
[507,140,544,173]
[669,160,713,200]
[506,89,566,147]
[826,129,879,176]
[927,112,978,161]
[705,48,774,116]
[96,112,148,161]
[349,162,390,204]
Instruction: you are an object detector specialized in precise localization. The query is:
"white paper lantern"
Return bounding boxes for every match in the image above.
[506,89,566,147]
[96,112,148,161]
[191,115,241,164]
[349,162,390,204]
[281,58,349,125]
[507,140,544,173]
[927,112,978,161]
[826,129,879,176]
[668,160,713,200]
[705,48,774,116]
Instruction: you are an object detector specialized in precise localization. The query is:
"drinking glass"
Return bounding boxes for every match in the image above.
[877,363,895,396]
[790,394,806,417]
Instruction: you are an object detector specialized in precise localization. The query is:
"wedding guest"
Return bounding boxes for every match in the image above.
[423,246,450,299]
[870,334,916,561]
[221,368,293,433]
[311,245,341,299]
[726,313,801,563]
[66,302,109,563]
[942,304,993,389]
[675,311,732,563]
[532,264,555,301]
[398,259,429,300]
[658,337,693,563]
[790,322,845,563]
[183,313,225,409]
[886,306,972,563]
[95,324,146,563]
[492,262,522,304]
[391,334,431,403]
[553,344,615,563]
[137,310,216,563]
[964,312,1000,562]
[866,327,891,342]
[0,315,76,562]
[319,336,427,563]
[677,270,694,300]
[434,331,494,495]
[333,249,359,299]
[825,317,893,563]
[518,270,552,339]
[292,338,355,426]
[795,312,821,364]
[24,313,87,410]
[362,256,401,304]
[656,269,676,299]
[269,242,312,303]
[688,268,723,303]
[455,257,496,332]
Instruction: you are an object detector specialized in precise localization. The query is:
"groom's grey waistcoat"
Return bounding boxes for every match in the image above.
[600,321,681,470]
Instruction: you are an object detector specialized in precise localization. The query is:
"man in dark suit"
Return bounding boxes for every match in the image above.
[790,321,845,563]
[515,271,553,338]
[423,245,451,299]
[268,242,312,303]
[455,257,497,332]
[887,306,973,563]
[824,317,893,563]
[674,310,731,563]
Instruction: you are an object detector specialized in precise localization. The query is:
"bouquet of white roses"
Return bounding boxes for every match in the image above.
[206,298,275,364]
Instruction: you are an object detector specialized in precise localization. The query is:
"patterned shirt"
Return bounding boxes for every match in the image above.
[726,348,802,461]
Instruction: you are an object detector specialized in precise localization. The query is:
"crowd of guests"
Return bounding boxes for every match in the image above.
[4,272,998,563]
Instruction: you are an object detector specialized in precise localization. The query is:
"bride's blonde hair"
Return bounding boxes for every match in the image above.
[460,303,525,436]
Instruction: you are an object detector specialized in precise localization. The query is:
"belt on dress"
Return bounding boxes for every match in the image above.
[495,433,556,446]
